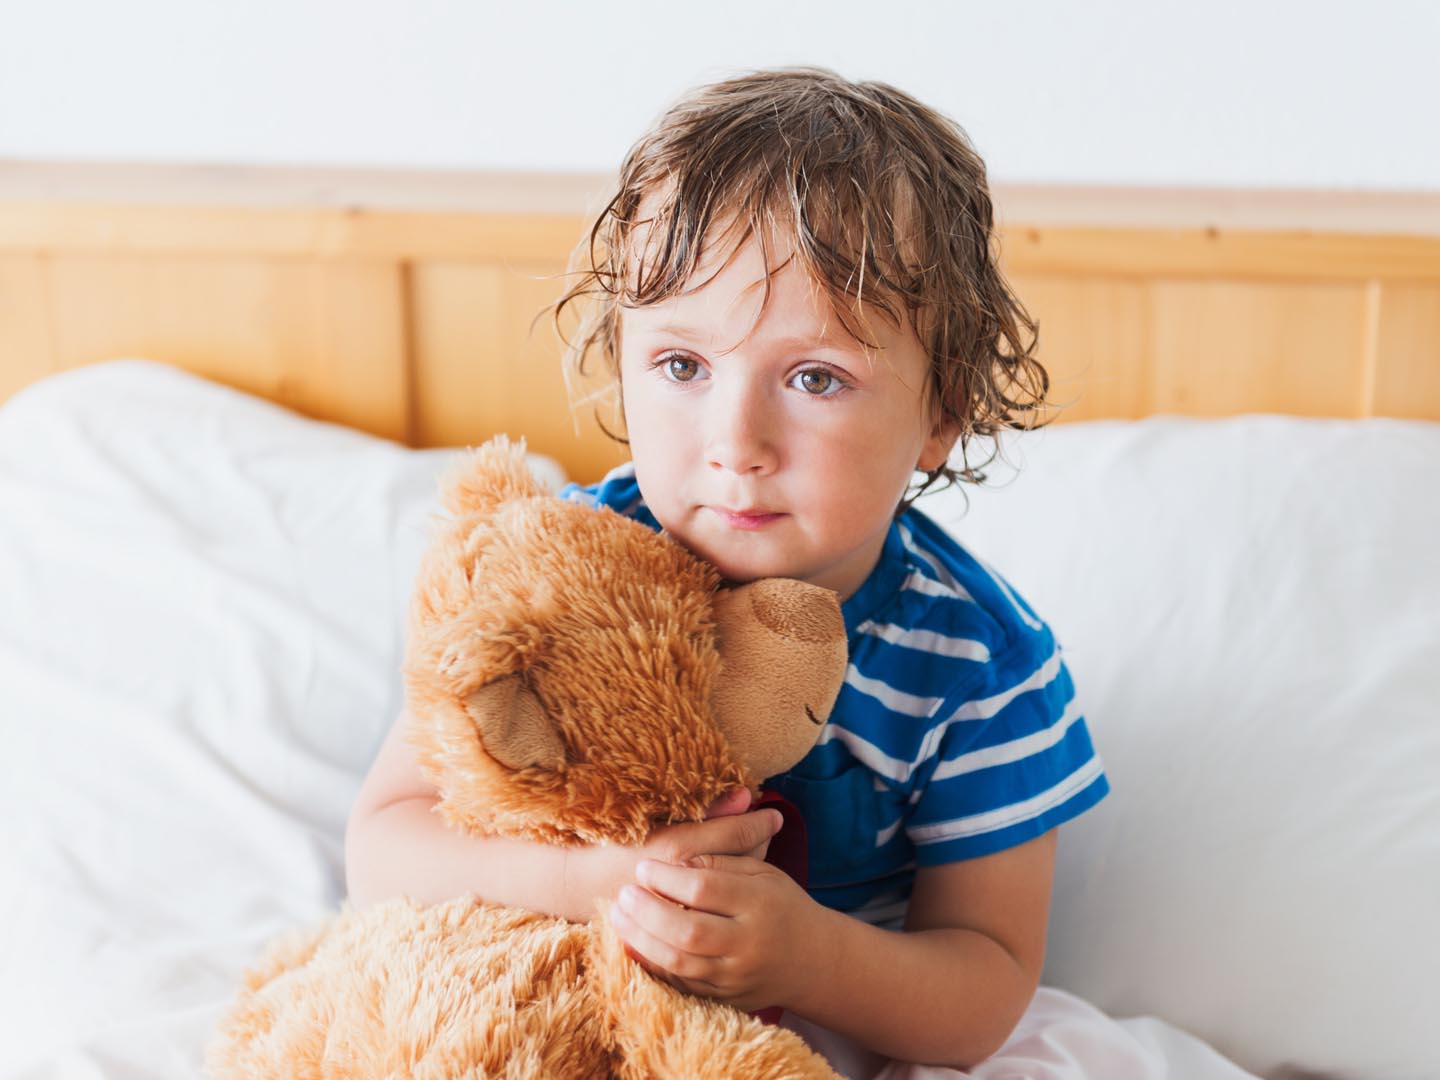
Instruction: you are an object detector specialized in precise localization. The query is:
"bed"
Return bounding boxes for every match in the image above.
[1,166,1437,1080]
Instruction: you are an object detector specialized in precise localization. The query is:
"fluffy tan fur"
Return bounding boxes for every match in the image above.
[207,438,845,1079]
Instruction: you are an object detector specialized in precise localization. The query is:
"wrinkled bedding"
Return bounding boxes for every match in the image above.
[3,360,1434,1079]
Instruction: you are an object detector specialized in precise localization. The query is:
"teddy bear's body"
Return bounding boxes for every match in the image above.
[216,899,603,1077]
[207,439,847,1080]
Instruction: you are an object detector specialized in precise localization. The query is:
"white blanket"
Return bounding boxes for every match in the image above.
[785,989,1257,1080]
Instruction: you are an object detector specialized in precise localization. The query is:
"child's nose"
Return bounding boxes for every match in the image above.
[704,384,779,476]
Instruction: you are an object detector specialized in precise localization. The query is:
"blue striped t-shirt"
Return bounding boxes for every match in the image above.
[560,464,1108,927]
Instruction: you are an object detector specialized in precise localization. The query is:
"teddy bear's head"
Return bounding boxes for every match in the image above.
[403,438,847,847]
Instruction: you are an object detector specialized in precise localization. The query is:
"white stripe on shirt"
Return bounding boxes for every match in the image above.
[893,645,1066,793]
[908,755,1106,844]
[942,647,1064,726]
[843,668,944,718]
[856,619,992,662]
[816,724,916,783]
[898,523,976,602]
[927,696,1086,784]
[834,646,1069,787]
[901,570,963,599]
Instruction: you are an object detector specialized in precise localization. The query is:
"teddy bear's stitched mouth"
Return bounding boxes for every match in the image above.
[804,705,823,726]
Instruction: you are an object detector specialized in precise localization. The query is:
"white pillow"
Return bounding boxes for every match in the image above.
[0,360,563,1076]
[915,416,1439,1080]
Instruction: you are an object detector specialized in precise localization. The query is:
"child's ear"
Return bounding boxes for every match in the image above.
[916,418,962,473]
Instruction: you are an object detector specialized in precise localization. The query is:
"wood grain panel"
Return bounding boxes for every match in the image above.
[408,259,628,482]
[0,202,587,262]
[499,266,629,484]
[6,171,1440,443]
[1146,280,1369,417]
[282,260,409,441]
[1006,273,1149,421]
[1002,225,1440,282]
[1372,283,1440,419]
[8,201,1439,281]
[0,255,55,402]
[45,255,408,440]
[408,261,508,446]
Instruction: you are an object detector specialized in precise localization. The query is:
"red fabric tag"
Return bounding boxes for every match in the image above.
[756,788,808,889]
[749,788,807,1026]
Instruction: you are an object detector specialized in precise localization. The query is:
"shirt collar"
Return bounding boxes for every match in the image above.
[840,519,909,638]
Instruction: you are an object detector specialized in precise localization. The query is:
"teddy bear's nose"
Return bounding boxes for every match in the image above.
[746,580,844,644]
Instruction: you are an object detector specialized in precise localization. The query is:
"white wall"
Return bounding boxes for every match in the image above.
[1,0,1436,190]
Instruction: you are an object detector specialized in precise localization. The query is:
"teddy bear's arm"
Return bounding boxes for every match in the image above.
[587,917,842,1080]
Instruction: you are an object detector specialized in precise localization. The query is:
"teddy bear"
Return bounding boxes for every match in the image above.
[206,437,848,1079]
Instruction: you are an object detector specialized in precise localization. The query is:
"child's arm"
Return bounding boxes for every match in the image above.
[343,711,782,920]
[608,830,1055,1069]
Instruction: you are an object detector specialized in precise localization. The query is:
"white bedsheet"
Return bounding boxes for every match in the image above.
[0,360,1362,1079]
[785,989,1258,1080]
[0,363,480,1075]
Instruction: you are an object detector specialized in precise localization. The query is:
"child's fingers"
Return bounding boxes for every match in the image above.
[610,887,728,981]
[636,857,753,914]
[697,811,776,862]
[658,808,781,864]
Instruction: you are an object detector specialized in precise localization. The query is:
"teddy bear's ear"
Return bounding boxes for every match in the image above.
[441,436,542,519]
[463,674,567,771]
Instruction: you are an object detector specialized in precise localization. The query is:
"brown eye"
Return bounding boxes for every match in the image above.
[665,355,701,382]
[796,368,836,396]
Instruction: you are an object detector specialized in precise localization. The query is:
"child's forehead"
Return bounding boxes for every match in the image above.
[622,261,861,360]
[622,209,907,352]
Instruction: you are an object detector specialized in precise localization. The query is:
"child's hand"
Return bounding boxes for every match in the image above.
[571,791,782,914]
[607,848,820,1013]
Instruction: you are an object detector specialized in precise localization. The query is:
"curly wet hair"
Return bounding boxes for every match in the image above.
[551,66,1051,506]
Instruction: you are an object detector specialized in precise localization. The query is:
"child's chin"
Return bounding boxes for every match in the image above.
[716,556,810,588]
[696,547,774,583]
[673,524,806,584]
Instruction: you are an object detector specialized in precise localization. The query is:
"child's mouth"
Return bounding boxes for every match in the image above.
[711,507,786,531]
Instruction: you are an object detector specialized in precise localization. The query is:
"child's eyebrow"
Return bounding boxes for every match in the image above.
[640,321,705,339]
[761,332,862,355]
[642,321,860,354]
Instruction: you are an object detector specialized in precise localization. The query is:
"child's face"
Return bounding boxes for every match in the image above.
[618,228,957,600]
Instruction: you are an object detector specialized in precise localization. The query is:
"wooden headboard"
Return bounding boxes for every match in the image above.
[3,162,1438,483]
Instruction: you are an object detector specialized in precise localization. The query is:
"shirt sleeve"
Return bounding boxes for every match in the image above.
[904,626,1109,865]
[557,465,663,531]
[557,479,599,506]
